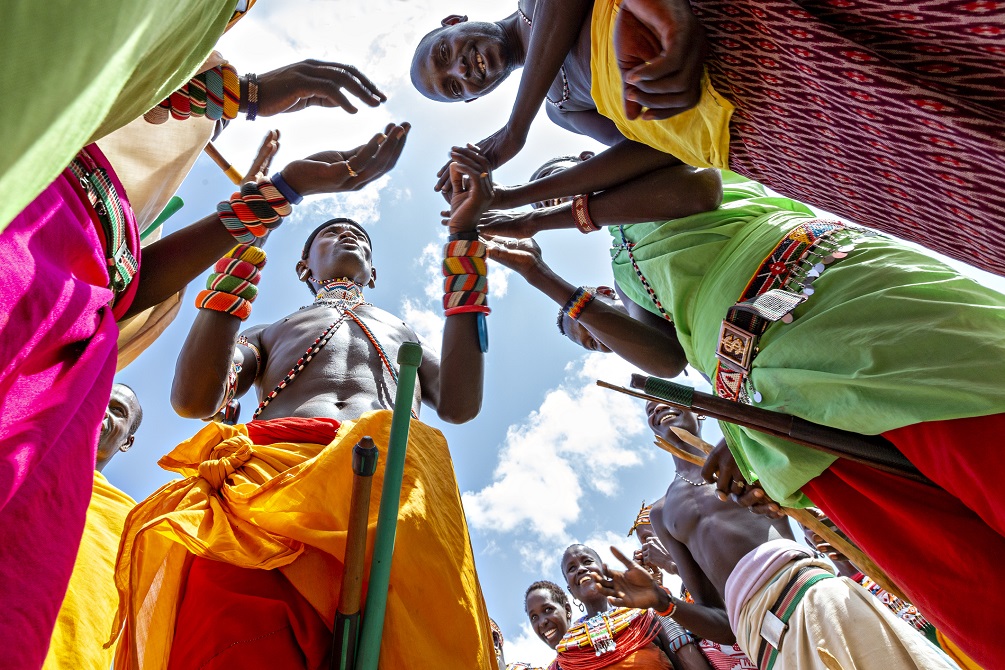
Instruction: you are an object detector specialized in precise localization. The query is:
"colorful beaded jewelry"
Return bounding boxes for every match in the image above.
[270,171,303,205]
[442,236,490,317]
[517,8,570,109]
[217,179,292,243]
[222,63,241,120]
[616,226,674,324]
[244,72,259,120]
[584,612,618,656]
[562,286,596,320]
[145,64,242,124]
[237,334,262,372]
[572,194,600,233]
[196,244,267,321]
[655,586,678,617]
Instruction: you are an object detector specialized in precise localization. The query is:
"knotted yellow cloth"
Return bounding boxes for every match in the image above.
[590,0,734,169]
[110,410,493,669]
[43,472,135,670]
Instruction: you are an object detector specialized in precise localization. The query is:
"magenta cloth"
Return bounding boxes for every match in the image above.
[693,0,1005,275]
[0,144,138,668]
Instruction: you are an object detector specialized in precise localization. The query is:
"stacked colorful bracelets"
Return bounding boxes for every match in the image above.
[442,239,490,316]
[145,64,243,124]
[196,244,267,321]
[572,193,600,233]
[562,286,596,320]
[217,179,293,243]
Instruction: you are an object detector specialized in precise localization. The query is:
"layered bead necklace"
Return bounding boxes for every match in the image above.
[615,225,674,324]
[517,8,570,109]
[254,278,415,418]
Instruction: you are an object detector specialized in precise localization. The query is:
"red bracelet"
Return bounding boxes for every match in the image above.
[444,305,491,317]
[572,193,600,233]
[655,586,677,617]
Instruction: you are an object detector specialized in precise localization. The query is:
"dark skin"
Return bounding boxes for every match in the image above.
[121,60,392,319]
[95,383,141,472]
[525,588,572,649]
[172,152,490,425]
[597,404,793,644]
[562,545,680,666]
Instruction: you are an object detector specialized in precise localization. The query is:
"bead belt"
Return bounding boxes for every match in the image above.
[714,219,866,403]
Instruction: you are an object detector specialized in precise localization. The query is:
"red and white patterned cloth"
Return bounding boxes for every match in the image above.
[699,639,759,670]
[693,0,1005,275]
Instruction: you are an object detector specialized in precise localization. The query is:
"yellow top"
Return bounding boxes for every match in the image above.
[43,472,135,670]
[590,0,734,169]
[111,410,493,670]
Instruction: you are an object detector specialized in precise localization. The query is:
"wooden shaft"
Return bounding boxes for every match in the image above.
[204,142,244,185]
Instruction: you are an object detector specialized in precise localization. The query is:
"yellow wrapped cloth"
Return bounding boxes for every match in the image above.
[44,472,135,670]
[111,410,493,669]
[590,0,734,169]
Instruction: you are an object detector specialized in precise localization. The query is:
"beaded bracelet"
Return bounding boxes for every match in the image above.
[443,290,488,310]
[244,73,259,121]
[195,289,253,320]
[442,234,490,318]
[444,273,488,293]
[655,586,678,618]
[237,334,262,372]
[572,193,600,234]
[444,239,487,258]
[270,171,303,205]
[145,64,243,124]
[222,64,241,120]
[196,245,267,321]
[562,286,596,320]
[444,304,491,316]
[442,255,487,276]
[217,179,292,243]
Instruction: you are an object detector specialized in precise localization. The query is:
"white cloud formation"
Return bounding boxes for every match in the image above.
[463,354,648,558]
[400,298,444,346]
[504,622,559,668]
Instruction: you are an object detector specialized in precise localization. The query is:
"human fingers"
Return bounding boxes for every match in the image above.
[610,545,641,570]
[624,82,702,114]
[434,159,452,192]
[450,144,492,170]
[352,123,409,188]
[298,60,385,107]
[326,61,387,102]
[247,129,281,179]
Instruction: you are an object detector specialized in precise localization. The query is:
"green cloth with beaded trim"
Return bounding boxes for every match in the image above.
[610,171,1005,507]
[0,0,238,233]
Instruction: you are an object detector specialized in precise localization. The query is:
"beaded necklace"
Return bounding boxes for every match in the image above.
[517,8,570,109]
[675,471,709,487]
[616,226,674,324]
[557,608,640,655]
[253,279,417,419]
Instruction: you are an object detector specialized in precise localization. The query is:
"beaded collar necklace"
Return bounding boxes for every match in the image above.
[254,278,417,419]
[517,8,570,109]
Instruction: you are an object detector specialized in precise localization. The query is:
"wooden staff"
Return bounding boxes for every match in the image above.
[203,142,244,185]
[331,436,378,670]
[652,430,910,601]
[598,375,932,486]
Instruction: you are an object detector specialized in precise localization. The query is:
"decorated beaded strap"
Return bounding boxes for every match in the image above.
[616,226,673,325]
[516,8,570,108]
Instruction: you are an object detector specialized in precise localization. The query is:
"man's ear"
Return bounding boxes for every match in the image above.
[368,267,377,289]
[441,14,468,27]
[295,260,310,281]
[120,435,135,453]
[579,151,596,162]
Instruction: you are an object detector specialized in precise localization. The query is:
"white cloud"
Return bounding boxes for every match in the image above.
[503,622,559,669]
[463,353,648,564]
[489,264,514,299]
[400,298,444,346]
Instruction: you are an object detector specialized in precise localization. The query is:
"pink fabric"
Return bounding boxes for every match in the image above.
[723,539,813,633]
[698,639,757,670]
[0,147,136,668]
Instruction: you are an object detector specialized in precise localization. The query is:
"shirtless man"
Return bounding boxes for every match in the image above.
[110,154,497,668]
[598,402,955,669]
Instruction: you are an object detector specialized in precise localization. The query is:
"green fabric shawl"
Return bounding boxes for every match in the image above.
[611,174,1005,506]
[0,0,238,232]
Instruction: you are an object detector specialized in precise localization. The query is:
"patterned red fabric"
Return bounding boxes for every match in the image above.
[698,639,758,670]
[693,0,1005,275]
[802,412,1005,670]
[246,416,341,446]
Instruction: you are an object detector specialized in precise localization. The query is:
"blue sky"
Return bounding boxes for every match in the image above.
[109,2,1005,665]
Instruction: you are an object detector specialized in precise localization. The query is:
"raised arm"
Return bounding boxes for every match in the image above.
[485,237,687,378]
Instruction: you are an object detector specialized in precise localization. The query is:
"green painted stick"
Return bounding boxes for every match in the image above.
[330,436,378,670]
[355,342,423,670]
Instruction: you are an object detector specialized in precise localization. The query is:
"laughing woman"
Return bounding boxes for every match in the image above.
[557,544,678,669]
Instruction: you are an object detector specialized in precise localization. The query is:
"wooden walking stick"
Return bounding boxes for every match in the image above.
[355,342,423,670]
[597,375,933,486]
[330,436,378,670]
[652,431,911,601]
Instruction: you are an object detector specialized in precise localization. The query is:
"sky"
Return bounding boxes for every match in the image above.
[110,2,1005,666]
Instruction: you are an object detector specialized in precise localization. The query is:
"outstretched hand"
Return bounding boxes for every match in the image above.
[444,150,494,235]
[614,0,708,121]
[701,440,784,518]
[434,125,527,193]
[483,236,544,276]
[256,60,387,116]
[280,122,409,197]
[247,129,281,182]
[596,546,665,610]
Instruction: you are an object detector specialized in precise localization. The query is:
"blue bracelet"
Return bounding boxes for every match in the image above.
[270,171,303,205]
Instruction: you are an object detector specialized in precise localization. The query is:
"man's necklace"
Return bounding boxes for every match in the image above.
[517,8,570,108]
[254,279,416,419]
[676,471,709,487]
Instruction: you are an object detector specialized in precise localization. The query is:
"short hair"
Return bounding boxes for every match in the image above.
[556,308,567,336]
[301,218,372,260]
[524,580,569,613]
[114,382,143,436]
[410,26,448,98]
[530,155,581,182]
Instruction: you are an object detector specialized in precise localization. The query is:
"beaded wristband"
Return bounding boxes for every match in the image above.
[245,73,259,121]
[205,67,225,120]
[237,334,262,371]
[655,586,678,618]
[443,239,487,258]
[222,64,241,120]
[444,274,488,293]
[444,290,488,310]
[448,230,480,242]
[270,171,303,205]
[196,289,253,320]
[189,74,208,117]
[214,257,263,283]
[562,286,595,320]
[207,273,259,301]
[442,256,487,276]
[218,180,291,242]
[445,304,491,316]
[572,193,600,234]
[169,89,192,121]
